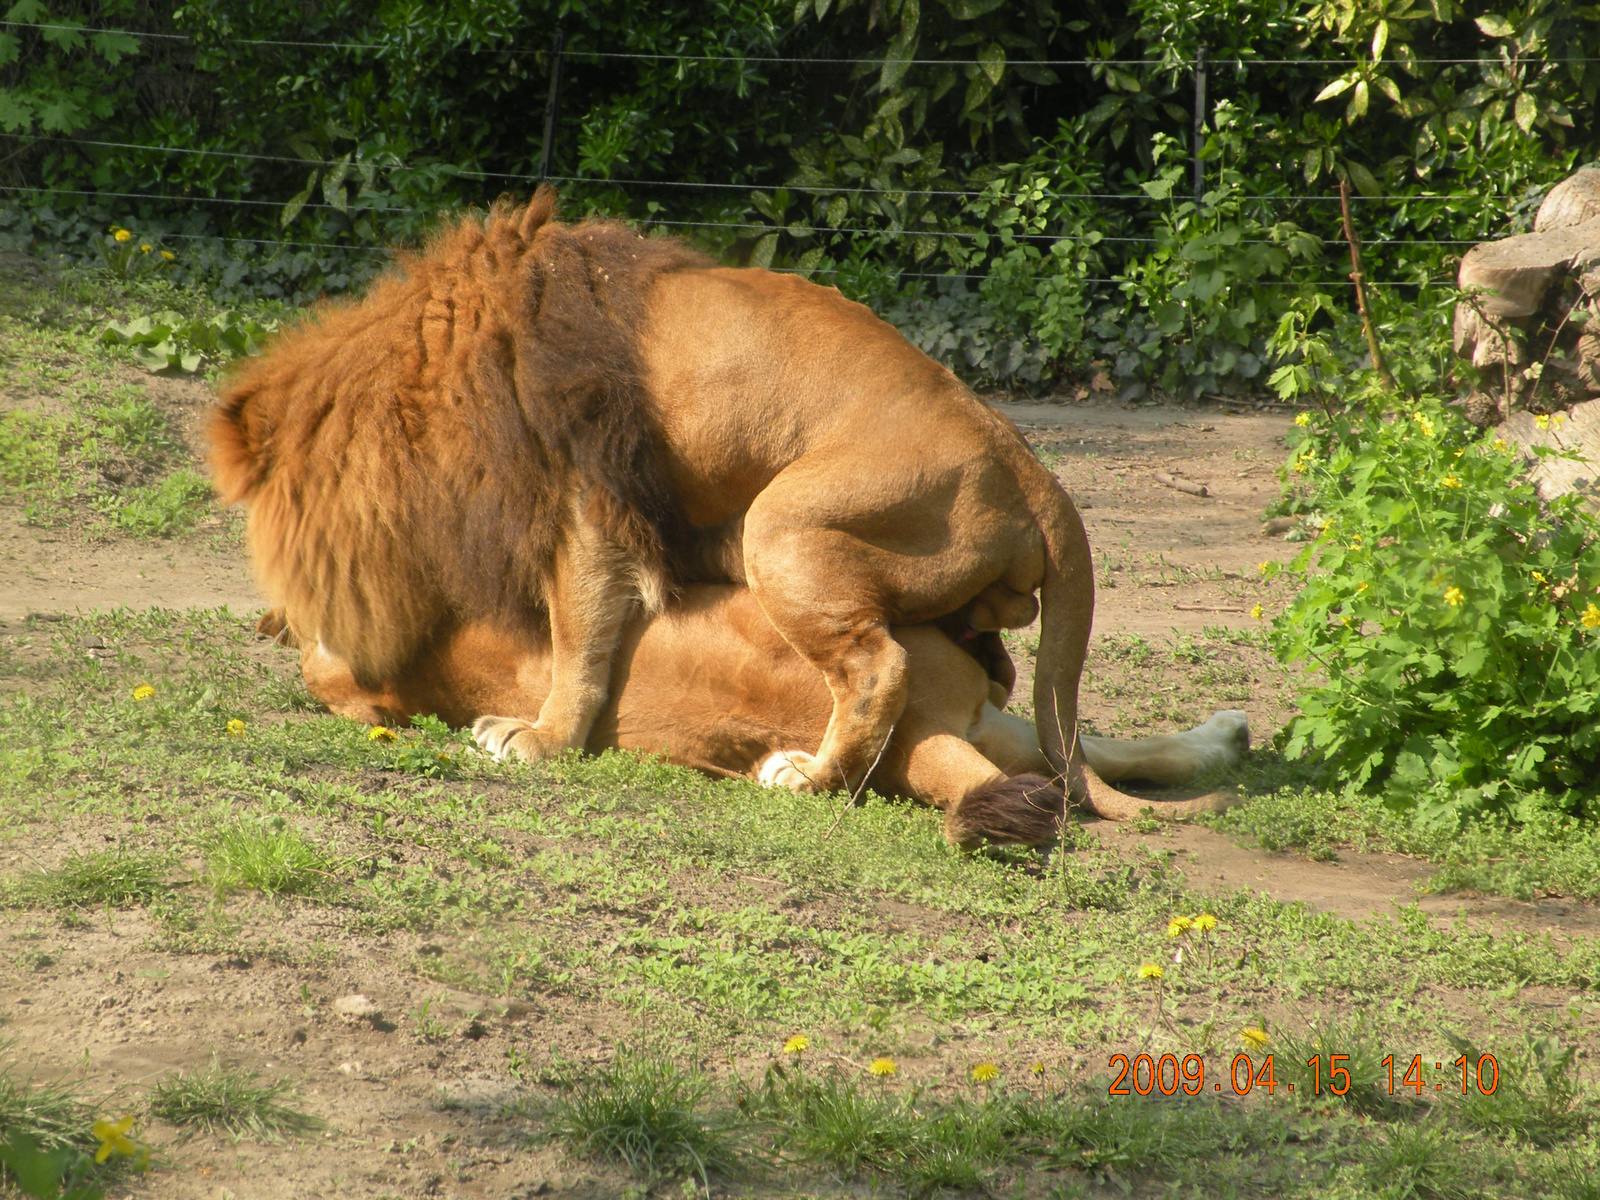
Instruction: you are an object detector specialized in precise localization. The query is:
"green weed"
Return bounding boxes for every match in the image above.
[205,818,337,898]
[148,1059,318,1139]
[546,1054,741,1189]
[6,849,170,909]
[97,469,212,537]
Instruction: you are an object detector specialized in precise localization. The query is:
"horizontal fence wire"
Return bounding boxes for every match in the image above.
[0,183,1457,286]
[0,133,1492,205]
[3,22,1598,67]
[0,180,1484,251]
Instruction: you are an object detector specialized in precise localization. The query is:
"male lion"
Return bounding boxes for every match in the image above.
[261,591,1248,848]
[211,187,1219,821]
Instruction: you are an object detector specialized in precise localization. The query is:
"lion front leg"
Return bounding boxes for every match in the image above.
[473,502,641,764]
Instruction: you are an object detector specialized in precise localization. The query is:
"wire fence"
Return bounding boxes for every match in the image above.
[0,20,1517,291]
[0,180,1460,288]
[4,21,1598,67]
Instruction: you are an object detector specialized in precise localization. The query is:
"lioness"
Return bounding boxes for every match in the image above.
[264,590,1247,848]
[210,188,1216,821]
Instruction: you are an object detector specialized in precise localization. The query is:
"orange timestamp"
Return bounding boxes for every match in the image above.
[1107,1052,1501,1098]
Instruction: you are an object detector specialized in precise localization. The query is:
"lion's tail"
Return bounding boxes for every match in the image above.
[1030,473,1225,822]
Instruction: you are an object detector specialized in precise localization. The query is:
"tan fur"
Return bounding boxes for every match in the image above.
[213,190,1224,821]
[280,586,1245,848]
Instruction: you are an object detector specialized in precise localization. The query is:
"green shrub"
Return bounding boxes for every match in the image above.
[1270,394,1600,824]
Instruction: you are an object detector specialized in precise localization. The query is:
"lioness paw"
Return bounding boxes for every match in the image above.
[756,749,830,793]
[472,716,571,764]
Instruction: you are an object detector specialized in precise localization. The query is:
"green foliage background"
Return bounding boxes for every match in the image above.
[3,0,1599,391]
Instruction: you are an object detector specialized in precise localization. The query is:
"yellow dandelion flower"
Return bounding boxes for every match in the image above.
[1533,571,1547,584]
[971,1062,1000,1082]
[1582,603,1600,630]
[226,718,246,737]
[93,1114,140,1164]
[1443,586,1464,607]
[160,250,175,261]
[1441,474,1461,488]
[1168,916,1193,938]
[1349,534,1362,548]
[1292,458,1310,474]
[1413,413,1435,436]
[1250,604,1264,620]
[131,684,155,701]
[1030,1062,1046,1076]
[112,228,132,242]
[139,243,152,253]
[367,726,398,742]
[1240,1027,1270,1050]
[1294,412,1310,427]
[869,1057,897,1077]
[783,1035,810,1055]
[1193,913,1217,932]
[1258,561,1271,576]
[1535,415,1550,430]
[1138,962,1164,980]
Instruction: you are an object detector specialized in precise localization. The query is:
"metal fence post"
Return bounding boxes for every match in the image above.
[538,26,566,182]
[1192,47,1207,208]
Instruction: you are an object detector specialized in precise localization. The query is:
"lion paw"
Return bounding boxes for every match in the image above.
[472,716,570,763]
[756,749,833,793]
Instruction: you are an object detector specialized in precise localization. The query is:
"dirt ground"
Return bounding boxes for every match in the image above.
[4,386,1596,1199]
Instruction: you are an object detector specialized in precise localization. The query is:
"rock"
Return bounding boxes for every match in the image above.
[1536,168,1600,233]
[1260,517,1296,537]
[1458,216,1600,319]
[1579,332,1600,394]
[333,994,382,1024]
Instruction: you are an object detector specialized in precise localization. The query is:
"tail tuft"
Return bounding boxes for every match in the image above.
[945,773,1065,849]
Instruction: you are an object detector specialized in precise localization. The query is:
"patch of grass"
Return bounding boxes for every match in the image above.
[205,818,337,898]
[1273,1013,1406,1118]
[96,468,213,537]
[1362,1117,1474,1200]
[0,1062,95,1155]
[6,849,170,909]
[148,1059,318,1139]
[1450,1034,1589,1146]
[547,1054,741,1189]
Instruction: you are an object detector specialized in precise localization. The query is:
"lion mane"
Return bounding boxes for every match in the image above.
[209,188,706,685]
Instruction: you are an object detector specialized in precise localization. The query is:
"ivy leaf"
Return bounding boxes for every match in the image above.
[977,42,1005,86]
[750,232,779,268]
[0,87,33,132]
[880,29,917,91]
[1513,90,1537,133]
[940,0,1007,17]
[1314,75,1355,103]
[1474,13,1514,37]
[1346,79,1370,121]
[36,96,82,132]
[281,174,317,228]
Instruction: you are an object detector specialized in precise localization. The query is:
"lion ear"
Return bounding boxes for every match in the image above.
[518,186,559,243]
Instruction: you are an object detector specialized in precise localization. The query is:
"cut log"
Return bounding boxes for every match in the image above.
[1452,303,1526,369]
[1495,397,1600,505]
[1457,216,1600,318]
[1535,168,1600,233]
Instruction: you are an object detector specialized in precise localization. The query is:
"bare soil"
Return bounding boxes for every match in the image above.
[3,390,1595,1198]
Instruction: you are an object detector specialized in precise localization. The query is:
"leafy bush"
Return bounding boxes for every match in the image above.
[1270,393,1600,825]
